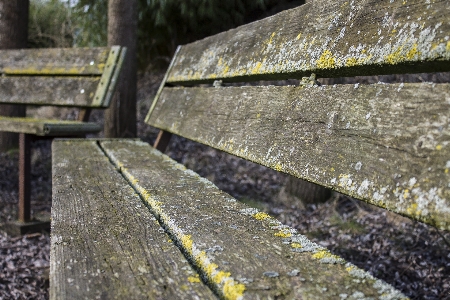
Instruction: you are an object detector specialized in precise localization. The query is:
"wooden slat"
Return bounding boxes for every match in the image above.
[167,0,450,84]
[100,139,406,300]
[147,83,450,230]
[0,47,110,75]
[0,77,101,107]
[51,140,216,300]
[0,117,101,136]
[92,46,123,107]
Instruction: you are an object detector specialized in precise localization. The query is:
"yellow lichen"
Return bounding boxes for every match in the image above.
[447,41,450,52]
[195,251,208,265]
[206,262,218,276]
[436,145,443,150]
[181,284,189,291]
[253,212,271,221]
[406,203,421,217]
[385,44,420,65]
[223,280,246,300]
[274,230,292,238]
[213,270,231,284]
[181,235,193,253]
[316,50,336,69]
[188,275,201,283]
[312,250,341,261]
[3,66,89,75]
[274,162,283,172]
[291,242,302,248]
[406,44,419,60]
[346,265,356,272]
[252,61,263,74]
[223,65,230,76]
[345,57,359,67]
[385,46,404,64]
[403,189,410,199]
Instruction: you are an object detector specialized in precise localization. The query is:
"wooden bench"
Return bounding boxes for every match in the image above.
[51,0,449,298]
[0,46,125,233]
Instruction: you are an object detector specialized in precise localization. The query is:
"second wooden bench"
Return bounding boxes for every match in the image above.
[0,46,125,233]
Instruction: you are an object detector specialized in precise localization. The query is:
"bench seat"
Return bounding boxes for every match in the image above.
[51,139,406,299]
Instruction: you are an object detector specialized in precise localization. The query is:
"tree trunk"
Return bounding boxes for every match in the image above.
[104,0,137,138]
[0,0,29,152]
[276,176,332,209]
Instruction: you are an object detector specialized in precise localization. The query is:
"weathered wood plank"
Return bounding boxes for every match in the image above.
[0,117,101,136]
[51,140,216,300]
[100,139,406,300]
[0,77,101,107]
[0,47,110,75]
[92,46,124,107]
[147,83,450,230]
[167,0,450,84]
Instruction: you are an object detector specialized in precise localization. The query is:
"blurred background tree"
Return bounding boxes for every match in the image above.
[0,0,29,152]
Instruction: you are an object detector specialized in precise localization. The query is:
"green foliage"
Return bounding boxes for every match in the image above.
[30,0,295,68]
[140,0,267,68]
[28,0,74,48]
[72,0,266,69]
[71,0,107,47]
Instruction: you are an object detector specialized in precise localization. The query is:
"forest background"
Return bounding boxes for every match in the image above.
[29,0,305,69]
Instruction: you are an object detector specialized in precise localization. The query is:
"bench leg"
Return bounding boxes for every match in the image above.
[1,133,50,235]
[154,130,172,153]
[19,133,31,222]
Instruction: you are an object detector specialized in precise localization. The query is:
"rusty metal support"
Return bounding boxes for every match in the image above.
[78,108,92,122]
[153,130,172,153]
[19,133,31,222]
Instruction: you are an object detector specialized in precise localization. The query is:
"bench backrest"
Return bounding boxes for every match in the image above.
[146,0,450,231]
[0,46,125,108]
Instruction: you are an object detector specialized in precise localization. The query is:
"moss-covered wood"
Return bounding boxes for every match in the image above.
[0,77,100,107]
[0,47,110,75]
[94,47,127,107]
[0,117,101,136]
[51,140,216,300]
[147,83,450,230]
[166,0,450,84]
[100,139,406,300]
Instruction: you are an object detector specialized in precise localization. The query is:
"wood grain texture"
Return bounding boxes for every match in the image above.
[0,77,101,107]
[147,83,450,230]
[0,117,101,136]
[100,139,406,300]
[0,47,110,75]
[51,140,216,300]
[167,0,450,84]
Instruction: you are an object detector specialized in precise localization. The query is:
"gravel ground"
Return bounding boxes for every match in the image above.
[0,72,449,299]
